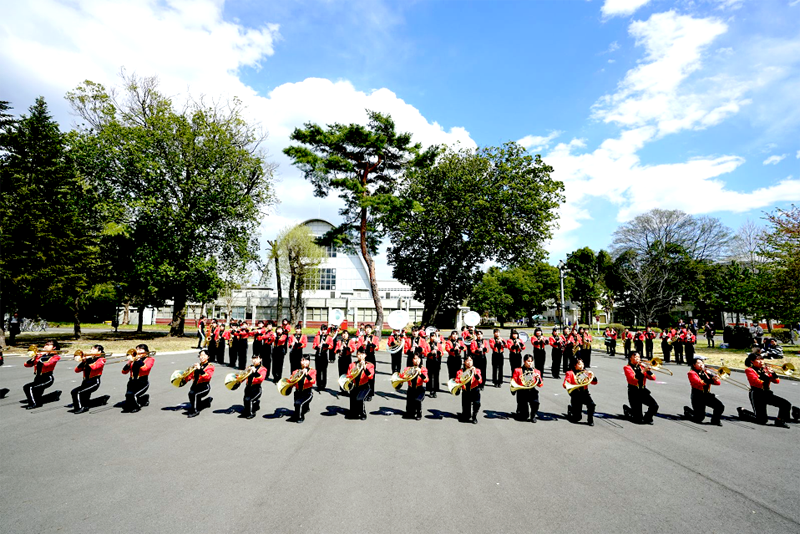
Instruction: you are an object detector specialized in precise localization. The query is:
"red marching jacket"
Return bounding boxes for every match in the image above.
[361,334,380,353]
[563,370,595,392]
[548,335,564,349]
[531,336,548,350]
[427,339,443,360]
[292,368,317,391]
[122,356,154,378]
[289,334,308,350]
[249,365,268,386]
[470,339,488,355]
[445,339,463,355]
[506,338,526,353]
[313,331,334,351]
[403,366,429,388]
[489,337,505,352]
[26,354,60,374]
[513,367,543,388]
[259,330,276,345]
[76,357,105,379]
[348,361,375,386]
[624,364,654,388]
[456,367,482,390]
[336,338,359,356]
[745,367,779,390]
[190,363,214,385]
[688,369,720,393]
[409,336,430,356]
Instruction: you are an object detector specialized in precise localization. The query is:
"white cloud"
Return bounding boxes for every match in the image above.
[516,130,563,152]
[796,150,800,159]
[763,154,787,165]
[601,0,653,18]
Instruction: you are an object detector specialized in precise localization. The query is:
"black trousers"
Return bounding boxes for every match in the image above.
[391,349,403,374]
[627,385,658,423]
[228,341,238,367]
[685,344,695,365]
[674,343,684,363]
[689,389,723,423]
[634,340,644,355]
[289,348,304,374]
[475,352,487,389]
[294,388,313,420]
[315,348,329,390]
[508,351,522,374]
[252,338,262,358]
[349,383,370,418]
[550,349,562,379]
[243,384,262,416]
[125,377,149,410]
[624,340,631,356]
[744,388,791,423]
[23,373,54,406]
[447,354,461,380]
[215,340,226,365]
[661,342,671,362]
[188,383,211,413]
[427,358,441,393]
[645,340,654,359]
[406,385,425,417]
[609,339,616,356]
[569,389,596,421]
[207,338,217,362]
[365,352,377,397]
[337,353,352,390]
[562,348,573,374]
[272,347,286,381]
[491,352,504,386]
[460,387,481,421]
[261,344,273,378]
[236,340,248,369]
[71,377,100,411]
[533,348,546,376]
[515,388,540,420]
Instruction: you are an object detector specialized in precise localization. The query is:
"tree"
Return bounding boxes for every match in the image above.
[68,72,276,336]
[565,247,601,324]
[0,97,106,338]
[468,268,514,325]
[284,110,437,334]
[387,144,564,324]
[761,205,800,324]
[276,225,326,324]
[0,100,15,347]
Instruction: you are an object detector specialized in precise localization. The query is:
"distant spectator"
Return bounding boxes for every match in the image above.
[764,338,783,359]
[704,322,715,348]
[9,313,20,345]
[197,316,206,349]
[754,324,764,346]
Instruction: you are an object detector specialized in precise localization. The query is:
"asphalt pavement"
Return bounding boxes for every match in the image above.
[1,346,799,534]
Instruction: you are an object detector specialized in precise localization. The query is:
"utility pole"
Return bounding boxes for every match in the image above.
[558,260,567,327]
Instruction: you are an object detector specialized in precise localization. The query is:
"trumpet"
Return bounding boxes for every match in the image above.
[510,368,542,392]
[390,366,421,390]
[447,367,475,396]
[338,360,365,393]
[641,357,673,376]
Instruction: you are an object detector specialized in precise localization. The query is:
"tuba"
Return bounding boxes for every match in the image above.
[565,370,595,394]
[510,368,542,392]
[390,366,420,390]
[277,368,308,396]
[225,367,255,391]
[170,365,196,387]
[447,367,475,396]
[338,360,365,393]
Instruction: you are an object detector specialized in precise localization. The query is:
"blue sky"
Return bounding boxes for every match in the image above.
[2,0,799,279]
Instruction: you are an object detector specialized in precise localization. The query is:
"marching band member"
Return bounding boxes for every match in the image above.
[704,322,715,348]
[531,328,548,376]
[362,324,379,402]
[684,330,697,366]
[241,354,267,419]
[313,324,332,392]
[402,353,429,420]
[219,322,232,366]
[507,329,525,374]
[623,328,633,357]
[563,358,597,425]
[683,357,723,426]
[512,355,542,423]
[633,329,644,356]
[236,322,251,370]
[445,330,464,380]
[183,350,215,418]
[673,327,685,365]
[71,345,107,414]
[336,330,358,393]
[23,341,62,409]
[288,323,307,373]
[121,344,154,413]
[407,327,428,368]
[623,352,659,425]
[644,327,656,360]
[212,321,225,364]
[580,328,592,368]
[604,326,617,356]
[470,330,488,391]
[273,325,289,382]
[562,327,578,375]
[289,354,316,423]
[258,322,275,380]
[660,329,673,363]
[548,327,564,379]
[252,320,265,359]
[737,353,798,427]
[456,354,483,424]
[489,329,506,388]
[346,347,375,420]
[227,322,240,367]
[426,329,443,397]
[206,319,217,362]
[387,327,408,374]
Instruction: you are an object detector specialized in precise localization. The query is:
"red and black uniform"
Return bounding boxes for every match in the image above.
[347,361,375,419]
[215,325,227,364]
[387,331,409,374]
[660,330,673,362]
[456,367,483,423]
[336,337,359,390]
[235,325,251,370]
[206,323,217,362]
[259,328,276,378]
[548,333,564,378]
[623,330,633,357]
[251,325,265,359]
[644,330,656,359]
[563,370,597,424]
[122,355,154,412]
[402,366,429,419]
[225,326,238,367]
[489,336,506,387]
[563,334,579,374]
[445,337,464,380]
[242,364,268,418]
[512,366,542,422]
[71,355,106,413]
[684,332,697,365]
[624,363,658,424]
[291,368,317,422]
[407,333,430,368]
[289,333,308,373]
[362,333,380,399]
[673,329,686,364]
[633,331,645,356]
[604,327,617,356]
[23,353,61,408]
[313,329,334,391]
[685,368,723,424]
[426,336,443,396]
[273,331,289,381]
[531,335,548,376]
[740,366,792,425]
[579,332,593,368]
[185,362,215,416]
[469,337,488,390]
[507,336,525,374]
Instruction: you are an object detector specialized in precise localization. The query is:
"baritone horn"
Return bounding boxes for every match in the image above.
[564,370,596,394]
[510,368,541,392]
[447,367,475,396]
[277,368,308,396]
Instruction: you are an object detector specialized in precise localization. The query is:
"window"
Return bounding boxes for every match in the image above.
[307,268,336,291]
[325,245,337,258]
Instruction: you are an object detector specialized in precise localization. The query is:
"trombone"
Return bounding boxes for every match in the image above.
[765,362,796,378]
[641,357,673,376]
[704,364,750,391]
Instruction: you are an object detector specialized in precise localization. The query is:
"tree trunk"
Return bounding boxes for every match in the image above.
[72,297,82,339]
[0,285,6,348]
[360,207,384,336]
[136,304,145,333]
[274,252,283,321]
[170,290,187,337]
[288,272,296,324]
[122,302,130,325]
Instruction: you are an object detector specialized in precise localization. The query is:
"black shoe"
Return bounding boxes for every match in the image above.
[530,416,537,423]
[683,406,693,419]
[623,405,631,420]
[643,415,654,425]
[775,419,789,428]
[471,416,478,424]
[187,411,200,418]
[25,404,40,410]
[130,407,141,413]
[587,415,594,426]
[297,416,304,423]
[359,413,367,420]
[246,413,256,420]
[53,391,62,401]
[415,412,422,421]
[792,406,800,422]
[737,407,745,420]
[710,419,722,426]
[74,407,89,414]
[366,395,373,402]
[432,392,437,398]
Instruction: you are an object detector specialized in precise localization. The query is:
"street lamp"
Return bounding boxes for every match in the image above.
[558,260,566,327]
